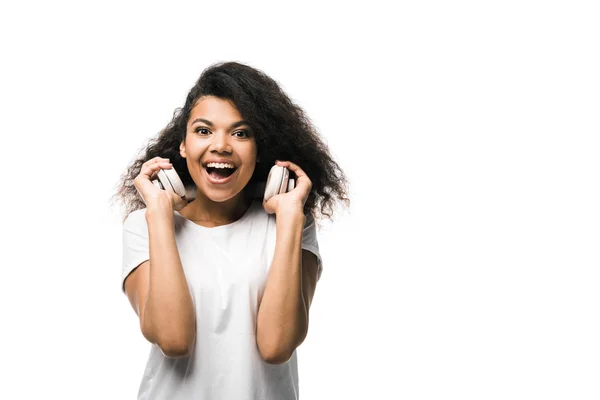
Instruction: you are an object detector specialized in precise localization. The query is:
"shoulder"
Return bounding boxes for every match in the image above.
[123,208,147,231]
[247,199,273,223]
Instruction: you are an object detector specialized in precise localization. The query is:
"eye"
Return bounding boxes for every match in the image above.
[194,127,211,135]
[233,130,250,138]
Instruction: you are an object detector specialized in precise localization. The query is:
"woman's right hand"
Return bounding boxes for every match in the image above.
[134,157,188,211]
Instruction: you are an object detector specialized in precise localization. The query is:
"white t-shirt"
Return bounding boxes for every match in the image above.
[121,199,322,399]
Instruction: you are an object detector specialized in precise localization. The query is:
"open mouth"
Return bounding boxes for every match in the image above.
[203,162,239,183]
[206,166,237,179]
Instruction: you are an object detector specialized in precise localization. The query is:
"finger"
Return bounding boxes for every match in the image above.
[141,161,172,178]
[143,157,158,166]
[144,157,170,166]
[275,160,308,180]
[169,190,189,210]
[276,161,311,192]
[143,161,172,174]
[143,160,172,170]
[262,197,276,215]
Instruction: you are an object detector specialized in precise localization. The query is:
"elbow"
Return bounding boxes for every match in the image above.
[259,347,293,365]
[256,324,307,364]
[141,322,195,359]
[157,336,195,359]
[257,340,295,365]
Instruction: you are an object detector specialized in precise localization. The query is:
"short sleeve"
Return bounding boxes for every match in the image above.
[121,209,150,294]
[301,213,323,281]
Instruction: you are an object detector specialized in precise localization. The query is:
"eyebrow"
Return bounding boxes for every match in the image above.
[190,118,250,130]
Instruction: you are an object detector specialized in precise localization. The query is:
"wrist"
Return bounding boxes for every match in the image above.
[275,207,305,225]
[144,191,172,210]
[276,200,305,217]
[145,197,174,222]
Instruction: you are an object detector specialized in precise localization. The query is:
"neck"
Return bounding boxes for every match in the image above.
[180,191,252,227]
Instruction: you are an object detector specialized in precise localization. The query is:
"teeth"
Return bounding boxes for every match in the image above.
[206,162,235,169]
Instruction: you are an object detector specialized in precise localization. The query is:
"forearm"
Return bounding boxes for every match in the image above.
[257,210,307,361]
[142,202,196,350]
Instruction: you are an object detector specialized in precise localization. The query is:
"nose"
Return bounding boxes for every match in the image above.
[209,131,232,154]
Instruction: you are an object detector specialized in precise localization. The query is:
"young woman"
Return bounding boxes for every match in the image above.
[114,61,349,399]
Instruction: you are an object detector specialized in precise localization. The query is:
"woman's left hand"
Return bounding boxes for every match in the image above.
[263,160,312,216]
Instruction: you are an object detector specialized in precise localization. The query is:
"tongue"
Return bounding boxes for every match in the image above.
[208,168,234,179]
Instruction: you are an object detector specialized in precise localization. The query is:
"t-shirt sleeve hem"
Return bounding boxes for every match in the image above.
[301,244,323,282]
[121,258,149,294]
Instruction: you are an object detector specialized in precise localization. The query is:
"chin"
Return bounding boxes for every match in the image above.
[200,187,246,203]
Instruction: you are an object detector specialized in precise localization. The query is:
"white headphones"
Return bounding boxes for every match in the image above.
[142,164,295,205]
[262,164,295,201]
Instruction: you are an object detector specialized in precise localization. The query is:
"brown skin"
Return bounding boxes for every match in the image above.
[125,96,320,362]
[178,96,258,225]
[258,159,320,363]
[133,157,188,212]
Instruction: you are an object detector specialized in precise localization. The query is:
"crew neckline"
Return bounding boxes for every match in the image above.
[174,200,258,232]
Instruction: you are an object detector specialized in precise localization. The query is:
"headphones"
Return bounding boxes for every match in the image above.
[140,164,295,205]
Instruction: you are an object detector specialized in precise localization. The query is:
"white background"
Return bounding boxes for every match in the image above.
[0,1,598,399]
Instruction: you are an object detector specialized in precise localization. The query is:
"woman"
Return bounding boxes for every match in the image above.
[114,61,349,399]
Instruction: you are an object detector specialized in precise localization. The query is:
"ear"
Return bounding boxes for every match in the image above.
[179,140,186,159]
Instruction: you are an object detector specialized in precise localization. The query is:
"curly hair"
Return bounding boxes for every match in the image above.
[112,61,350,223]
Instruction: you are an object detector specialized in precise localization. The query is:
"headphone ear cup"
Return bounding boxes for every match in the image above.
[264,165,288,201]
[279,167,290,194]
[156,169,176,195]
[152,167,188,201]
[161,168,187,199]
[152,179,164,190]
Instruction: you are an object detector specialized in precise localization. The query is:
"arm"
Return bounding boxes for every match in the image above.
[124,196,196,358]
[256,210,320,364]
[257,159,321,364]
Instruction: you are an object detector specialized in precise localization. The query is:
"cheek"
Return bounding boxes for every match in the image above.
[242,163,256,177]
[188,143,210,159]
[241,145,258,166]
[241,163,257,182]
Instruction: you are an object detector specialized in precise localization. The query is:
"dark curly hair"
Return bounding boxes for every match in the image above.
[112,61,349,223]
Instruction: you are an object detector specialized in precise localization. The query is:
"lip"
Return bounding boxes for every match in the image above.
[204,166,238,185]
[202,158,237,167]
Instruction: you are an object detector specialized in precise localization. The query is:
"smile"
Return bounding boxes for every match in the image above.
[204,166,238,185]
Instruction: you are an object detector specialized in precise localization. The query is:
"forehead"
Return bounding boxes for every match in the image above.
[189,96,242,121]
